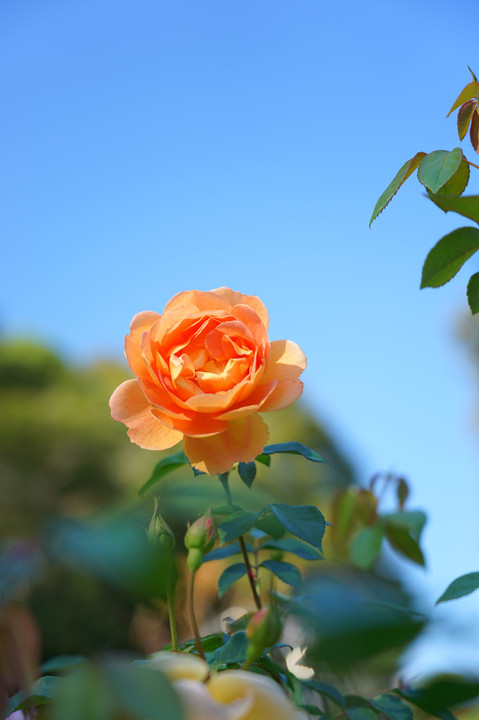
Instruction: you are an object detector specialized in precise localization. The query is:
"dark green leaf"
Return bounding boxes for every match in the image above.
[349,526,384,570]
[139,451,189,496]
[457,100,476,141]
[447,82,479,116]
[104,662,183,720]
[217,563,247,597]
[50,666,115,720]
[204,541,252,562]
[393,676,479,720]
[467,273,479,314]
[269,503,326,551]
[255,512,286,539]
[421,227,479,288]
[255,453,271,466]
[346,708,378,720]
[380,511,427,543]
[384,522,425,566]
[397,479,409,510]
[40,655,85,673]
[261,559,301,586]
[427,193,479,224]
[417,149,463,193]
[436,571,479,604]
[218,511,261,544]
[262,537,322,560]
[371,694,413,720]
[302,679,345,708]
[369,152,426,226]
[238,461,257,488]
[214,631,248,664]
[261,442,326,463]
[4,676,62,715]
[300,704,324,716]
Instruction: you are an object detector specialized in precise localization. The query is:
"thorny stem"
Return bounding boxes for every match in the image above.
[188,569,206,660]
[218,473,262,610]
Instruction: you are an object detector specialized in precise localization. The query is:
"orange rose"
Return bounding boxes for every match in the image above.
[109,288,306,475]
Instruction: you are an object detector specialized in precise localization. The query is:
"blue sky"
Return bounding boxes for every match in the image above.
[2,0,479,675]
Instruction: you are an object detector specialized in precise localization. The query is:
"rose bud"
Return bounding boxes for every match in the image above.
[246,605,282,663]
[147,498,175,551]
[184,511,217,572]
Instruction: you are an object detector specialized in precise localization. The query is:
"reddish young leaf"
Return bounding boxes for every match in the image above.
[470,109,479,154]
[447,81,479,117]
[457,100,477,141]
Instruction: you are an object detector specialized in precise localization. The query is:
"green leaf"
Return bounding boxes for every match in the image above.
[457,100,476,141]
[40,655,86,673]
[346,708,378,720]
[260,442,326,463]
[104,662,183,720]
[238,461,257,488]
[204,541,252,562]
[214,631,248,664]
[447,81,479,116]
[393,676,479,720]
[436,571,479,604]
[217,563,247,597]
[369,152,426,226]
[380,511,427,543]
[50,665,115,720]
[269,503,326,552]
[255,453,271,466]
[262,537,322,560]
[427,193,479,224]
[139,451,189,496]
[432,159,470,196]
[384,522,425,566]
[218,511,261,544]
[302,679,345,708]
[467,273,479,314]
[371,694,413,720]
[397,479,409,510]
[254,512,286,539]
[349,526,384,570]
[421,227,479,289]
[5,676,63,715]
[469,66,478,84]
[417,149,463,193]
[261,559,301,586]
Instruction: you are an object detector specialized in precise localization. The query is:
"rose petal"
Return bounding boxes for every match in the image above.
[124,311,161,380]
[174,679,251,720]
[262,340,306,383]
[147,652,209,682]
[183,414,269,475]
[216,380,278,420]
[257,378,304,412]
[208,670,307,720]
[164,290,231,314]
[212,288,269,330]
[109,380,183,450]
[151,406,228,437]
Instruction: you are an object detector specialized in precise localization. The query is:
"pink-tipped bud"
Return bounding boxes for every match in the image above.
[246,605,282,662]
[184,511,217,572]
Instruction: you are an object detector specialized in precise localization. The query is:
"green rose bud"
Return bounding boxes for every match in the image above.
[246,605,282,663]
[148,498,175,550]
[185,511,217,572]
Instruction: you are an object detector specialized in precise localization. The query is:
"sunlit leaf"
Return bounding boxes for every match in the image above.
[259,442,326,463]
[436,571,479,604]
[469,66,478,84]
[457,100,476,140]
[432,159,470,196]
[381,511,427,543]
[139,451,189,497]
[417,149,463,193]
[421,227,479,288]
[428,193,479,224]
[269,503,326,551]
[217,563,247,597]
[369,152,426,226]
[349,526,384,570]
[467,273,479,314]
[447,81,479,116]
[261,559,301,586]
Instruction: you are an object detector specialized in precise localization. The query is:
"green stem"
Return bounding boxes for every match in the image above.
[166,586,178,651]
[188,569,206,660]
[218,473,262,610]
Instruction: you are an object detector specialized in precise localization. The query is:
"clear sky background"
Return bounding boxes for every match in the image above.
[2,0,479,676]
